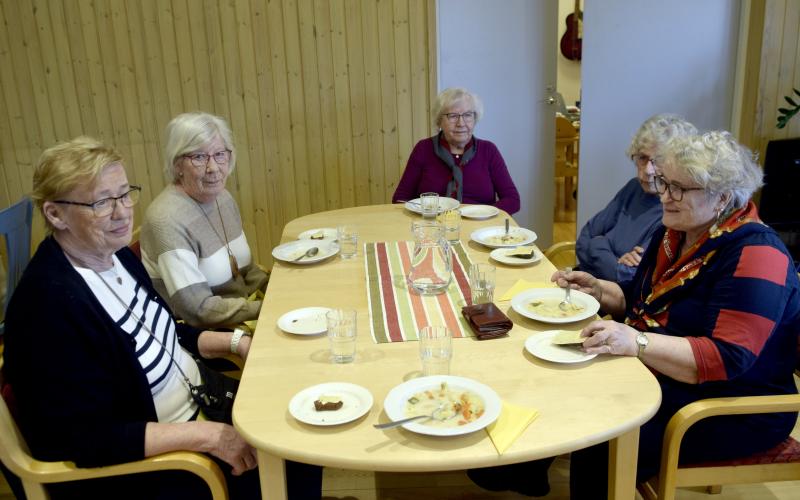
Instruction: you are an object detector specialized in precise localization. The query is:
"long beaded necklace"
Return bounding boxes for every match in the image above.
[193,198,241,279]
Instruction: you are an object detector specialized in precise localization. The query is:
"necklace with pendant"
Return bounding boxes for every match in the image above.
[192,197,240,279]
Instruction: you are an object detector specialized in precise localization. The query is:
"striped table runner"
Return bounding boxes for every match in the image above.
[365,241,475,343]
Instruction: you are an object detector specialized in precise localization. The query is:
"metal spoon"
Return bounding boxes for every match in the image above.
[373,403,452,430]
[293,247,319,262]
[559,266,573,311]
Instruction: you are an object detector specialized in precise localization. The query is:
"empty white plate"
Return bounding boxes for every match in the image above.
[278,307,332,335]
[272,240,339,264]
[460,205,499,220]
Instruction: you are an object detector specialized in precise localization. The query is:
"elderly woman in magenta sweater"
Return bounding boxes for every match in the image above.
[392,87,521,215]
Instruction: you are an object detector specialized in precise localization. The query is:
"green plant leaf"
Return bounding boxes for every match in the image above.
[785,96,798,106]
[778,107,791,114]
[794,88,800,96]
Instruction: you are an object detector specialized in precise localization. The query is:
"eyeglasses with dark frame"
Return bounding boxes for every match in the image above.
[183,149,232,168]
[54,186,142,217]
[631,154,655,167]
[652,175,705,202]
[443,112,476,124]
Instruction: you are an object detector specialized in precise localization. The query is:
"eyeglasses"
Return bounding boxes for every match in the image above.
[632,154,655,167]
[652,175,704,202]
[443,112,476,124]
[54,186,142,217]
[183,149,232,168]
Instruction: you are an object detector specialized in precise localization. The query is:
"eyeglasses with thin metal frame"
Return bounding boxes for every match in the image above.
[53,186,142,217]
[631,154,655,167]
[652,175,705,202]
[182,149,232,168]
[443,112,476,124]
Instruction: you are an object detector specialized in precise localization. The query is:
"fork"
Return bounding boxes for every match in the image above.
[558,266,573,311]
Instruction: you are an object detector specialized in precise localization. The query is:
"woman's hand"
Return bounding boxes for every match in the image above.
[579,319,638,356]
[236,333,251,361]
[205,423,258,476]
[618,246,644,267]
[550,269,604,302]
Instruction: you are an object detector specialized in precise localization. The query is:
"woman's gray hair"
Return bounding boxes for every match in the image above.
[432,87,484,129]
[163,112,237,182]
[657,131,763,210]
[625,114,698,158]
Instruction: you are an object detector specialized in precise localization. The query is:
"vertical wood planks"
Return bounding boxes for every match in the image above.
[0,0,437,267]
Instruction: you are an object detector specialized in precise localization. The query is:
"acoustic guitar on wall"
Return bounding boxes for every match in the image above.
[560,0,582,61]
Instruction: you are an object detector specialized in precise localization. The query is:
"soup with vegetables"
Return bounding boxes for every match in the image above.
[485,232,527,245]
[404,382,485,427]
[527,297,585,318]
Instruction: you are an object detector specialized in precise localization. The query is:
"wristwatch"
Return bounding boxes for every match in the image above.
[230,328,252,354]
[635,331,649,358]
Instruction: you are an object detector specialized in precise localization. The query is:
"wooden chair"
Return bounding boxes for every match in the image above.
[0,364,229,500]
[544,241,577,270]
[0,197,33,337]
[639,349,800,500]
[555,116,579,222]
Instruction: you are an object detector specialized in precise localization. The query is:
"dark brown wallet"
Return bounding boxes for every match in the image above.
[461,302,513,340]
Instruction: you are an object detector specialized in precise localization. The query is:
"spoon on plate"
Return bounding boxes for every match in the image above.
[293,247,319,262]
[373,403,454,430]
[558,266,573,311]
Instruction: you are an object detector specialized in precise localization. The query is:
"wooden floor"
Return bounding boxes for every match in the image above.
[3,216,799,499]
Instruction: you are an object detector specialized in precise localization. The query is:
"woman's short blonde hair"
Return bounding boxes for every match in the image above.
[163,112,236,182]
[32,136,124,232]
[657,131,763,210]
[625,114,698,158]
[432,87,484,129]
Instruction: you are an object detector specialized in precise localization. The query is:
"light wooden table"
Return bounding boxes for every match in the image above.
[233,204,661,499]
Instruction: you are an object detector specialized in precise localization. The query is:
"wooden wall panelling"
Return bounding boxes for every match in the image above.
[0,0,437,267]
[343,0,370,208]
[362,0,386,203]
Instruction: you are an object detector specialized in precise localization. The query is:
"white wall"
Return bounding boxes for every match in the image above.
[437,0,558,244]
[578,0,741,228]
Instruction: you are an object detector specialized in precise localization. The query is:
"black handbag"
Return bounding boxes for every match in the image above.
[190,360,239,424]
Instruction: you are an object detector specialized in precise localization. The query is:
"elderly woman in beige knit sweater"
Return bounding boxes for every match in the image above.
[141,112,268,330]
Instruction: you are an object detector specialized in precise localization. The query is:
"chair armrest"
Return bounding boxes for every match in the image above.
[656,393,800,494]
[23,451,228,500]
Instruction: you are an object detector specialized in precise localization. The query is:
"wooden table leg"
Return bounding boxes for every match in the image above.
[257,450,287,500]
[608,428,640,500]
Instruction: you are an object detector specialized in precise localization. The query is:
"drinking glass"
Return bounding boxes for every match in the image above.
[420,192,439,220]
[418,325,452,376]
[327,309,357,363]
[469,263,496,305]
[337,225,358,259]
[437,209,461,242]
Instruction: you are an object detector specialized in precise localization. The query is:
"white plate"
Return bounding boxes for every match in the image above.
[298,228,338,240]
[278,307,332,335]
[459,205,499,220]
[524,330,598,364]
[382,375,502,436]
[404,197,460,215]
[470,226,537,248]
[272,240,339,264]
[289,382,373,426]
[511,288,600,324]
[490,247,543,266]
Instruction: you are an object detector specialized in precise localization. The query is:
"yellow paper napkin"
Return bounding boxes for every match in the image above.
[486,401,539,454]
[498,279,556,301]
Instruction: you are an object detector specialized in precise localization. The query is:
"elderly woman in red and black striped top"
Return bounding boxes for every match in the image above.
[554,130,800,497]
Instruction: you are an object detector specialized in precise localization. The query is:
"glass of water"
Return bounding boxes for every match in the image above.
[337,225,358,259]
[418,325,452,376]
[420,192,439,220]
[469,263,496,305]
[327,309,357,363]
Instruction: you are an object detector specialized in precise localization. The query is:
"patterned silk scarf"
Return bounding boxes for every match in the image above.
[432,131,477,201]
[626,201,764,331]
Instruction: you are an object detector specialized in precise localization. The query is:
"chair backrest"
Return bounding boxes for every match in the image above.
[0,197,33,334]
